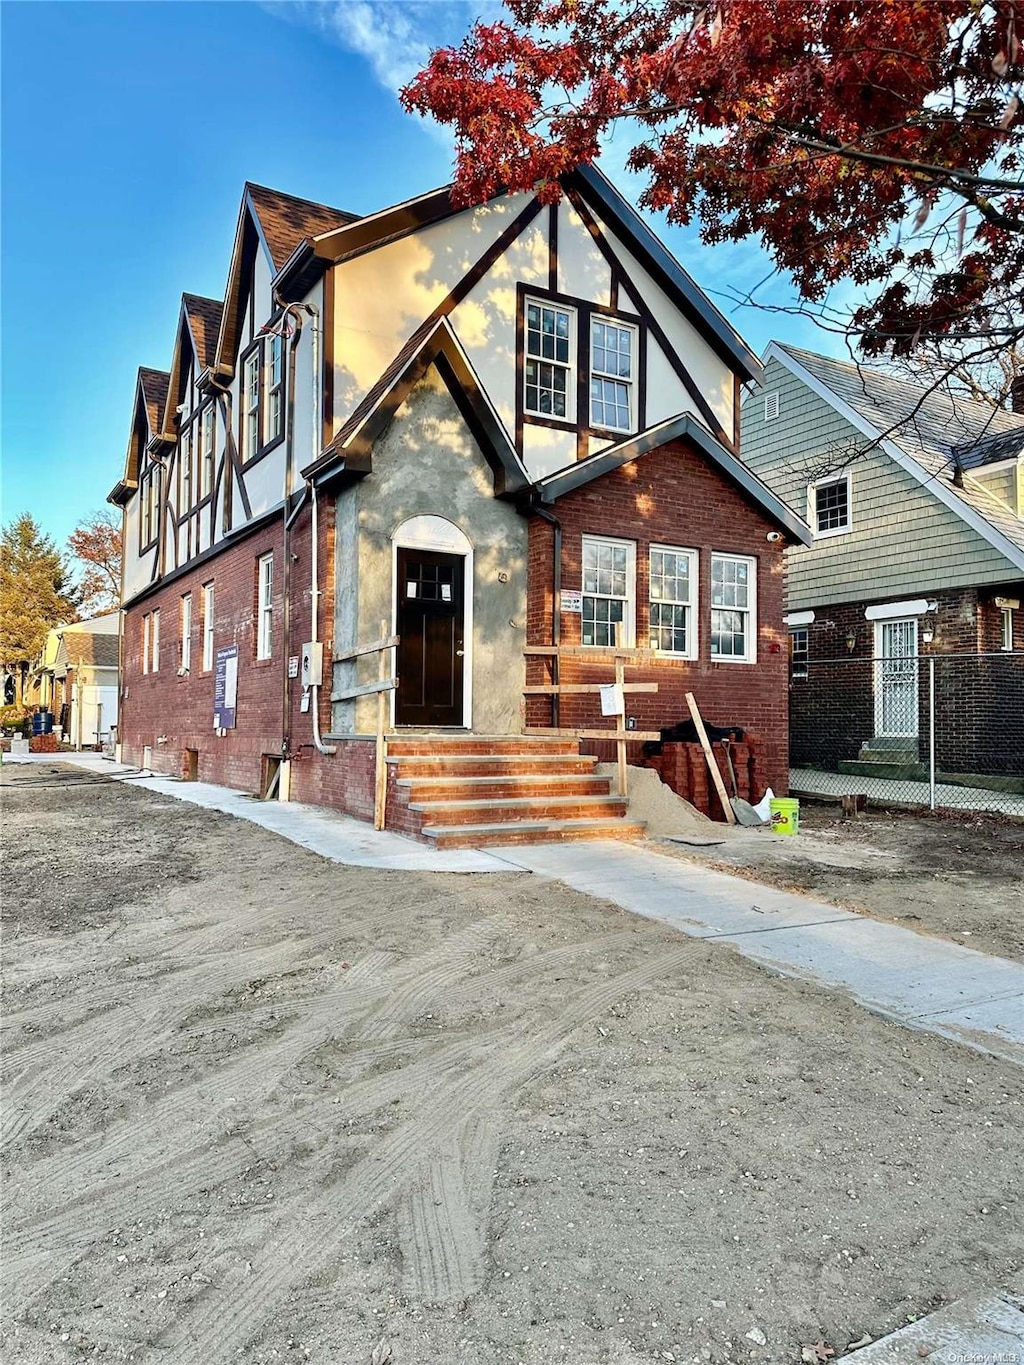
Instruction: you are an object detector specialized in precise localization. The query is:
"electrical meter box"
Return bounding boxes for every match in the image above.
[300,642,324,688]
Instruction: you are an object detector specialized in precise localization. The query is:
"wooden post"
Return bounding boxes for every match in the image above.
[374,618,389,830]
[615,623,628,800]
[685,691,737,825]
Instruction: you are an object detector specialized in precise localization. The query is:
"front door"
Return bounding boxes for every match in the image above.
[395,548,465,727]
[874,618,919,737]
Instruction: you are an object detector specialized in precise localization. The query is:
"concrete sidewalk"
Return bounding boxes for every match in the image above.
[8,751,1023,1066]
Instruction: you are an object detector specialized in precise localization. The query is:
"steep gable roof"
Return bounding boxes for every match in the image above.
[214,183,357,378]
[533,412,811,543]
[308,164,761,383]
[184,293,223,372]
[108,367,170,504]
[303,318,530,498]
[766,343,1024,572]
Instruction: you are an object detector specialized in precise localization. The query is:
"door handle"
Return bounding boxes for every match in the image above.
[455,649,464,656]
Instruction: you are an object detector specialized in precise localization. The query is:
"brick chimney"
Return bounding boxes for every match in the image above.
[1011,374,1024,414]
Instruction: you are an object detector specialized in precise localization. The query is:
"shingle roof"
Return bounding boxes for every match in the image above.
[139,368,170,435]
[58,632,119,670]
[776,344,1024,560]
[246,184,358,273]
[183,294,223,371]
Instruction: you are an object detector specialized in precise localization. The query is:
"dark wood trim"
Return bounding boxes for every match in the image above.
[563,185,735,451]
[522,412,575,433]
[548,202,558,293]
[423,198,544,332]
[322,269,335,450]
[734,373,742,450]
[609,271,619,312]
[514,284,526,458]
[122,501,291,611]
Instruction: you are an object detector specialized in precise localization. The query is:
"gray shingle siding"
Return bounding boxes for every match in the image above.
[742,357,1022,611]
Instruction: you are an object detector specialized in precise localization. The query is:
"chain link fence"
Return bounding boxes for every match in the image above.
[788,652,1024,817]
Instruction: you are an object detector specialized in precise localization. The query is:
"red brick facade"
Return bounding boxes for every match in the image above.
[526,438,791,799]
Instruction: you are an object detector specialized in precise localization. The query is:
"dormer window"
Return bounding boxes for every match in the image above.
[242,351,260,461]
[525,299,574,421]
[266,334,283,443]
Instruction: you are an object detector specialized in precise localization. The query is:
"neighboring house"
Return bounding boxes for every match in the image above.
[31,611,120,747]
[109,172,809,844]
[742,343,1024,781]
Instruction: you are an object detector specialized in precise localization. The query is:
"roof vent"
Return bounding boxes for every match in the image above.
[764,391,780,422]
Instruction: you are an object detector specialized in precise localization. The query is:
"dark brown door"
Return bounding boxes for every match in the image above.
[395,549,465,727]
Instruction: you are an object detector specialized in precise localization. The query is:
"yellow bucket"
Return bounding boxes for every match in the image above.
[769,797,800,835]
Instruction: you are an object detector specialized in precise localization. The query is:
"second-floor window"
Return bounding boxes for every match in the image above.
[809,474,851,536]
[180,425,193,512]
[590,319,636,432]
[266,334,283,443]
[140,463,161,550]
[198,405,215,501]
[256,553,273,659]
[524,299,574,421]
[242,351,260,461]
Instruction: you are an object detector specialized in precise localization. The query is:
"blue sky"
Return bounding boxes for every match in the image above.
[1,0,839,551]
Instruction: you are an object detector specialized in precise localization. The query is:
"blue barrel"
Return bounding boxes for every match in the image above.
[32,710,54,735]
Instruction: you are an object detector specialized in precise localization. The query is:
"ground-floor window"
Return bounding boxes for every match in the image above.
[649,545,698,657]
[581,535,635,647]
[710,553,756,662]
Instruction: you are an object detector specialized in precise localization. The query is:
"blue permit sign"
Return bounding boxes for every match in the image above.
[213,645,238,730]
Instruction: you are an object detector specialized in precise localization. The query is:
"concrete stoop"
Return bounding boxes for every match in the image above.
[842,1290,1024,1363]
[387,735,646,848]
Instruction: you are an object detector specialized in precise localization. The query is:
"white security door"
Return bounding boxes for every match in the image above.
[874,619,919,737]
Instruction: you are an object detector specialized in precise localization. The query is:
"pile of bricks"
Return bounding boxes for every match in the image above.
[640,739,759,821]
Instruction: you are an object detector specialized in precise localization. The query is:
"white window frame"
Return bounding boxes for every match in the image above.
[266,333,283,442]
[1001,606,1015,651]
[523,297,576,424]
[808,472,852,538]
[710,552,757,663]
[180,593,192,673]
[151,609,160,673]
[590,316,638,434]
[242,350,261,461]
[202,583,215,672]
[790,626,809,679]
[199,405,215,501]
[648,545,698,658]
[256,553,274,660]
[180,424,193,512]
[142,613,151,675]
[581,534,636,648]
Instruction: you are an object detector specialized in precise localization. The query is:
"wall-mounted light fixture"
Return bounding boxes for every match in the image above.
[845,630,858,653]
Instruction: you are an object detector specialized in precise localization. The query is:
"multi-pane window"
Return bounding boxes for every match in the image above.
[581,535,634,647]
[266,334,283,442]
[256,553,274,660]
[810,475,850,534]
[180,594,193,672]
[142,613,151,675]
[790,627,809,679]
[590,320,635,432]
[649,546,697,656]
[180,425,193,511]
[140,464,160,548]
[710,553,756,661]
[199,405,215,501]
[150,609,161,672]
[524,300,573,421]
[243,351,261,460]
[202,583,215,671]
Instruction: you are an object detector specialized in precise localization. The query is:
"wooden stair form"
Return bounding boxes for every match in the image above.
[384,734,645,848]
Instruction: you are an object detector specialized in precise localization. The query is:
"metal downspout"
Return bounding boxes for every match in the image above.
[310,478,336,756]
[279,309,304,764]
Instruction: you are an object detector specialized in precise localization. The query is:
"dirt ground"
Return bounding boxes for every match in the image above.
[2,764,1022,1365]
[656,803,1024,963]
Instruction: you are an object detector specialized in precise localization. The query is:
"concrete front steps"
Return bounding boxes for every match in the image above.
[839,736,926,781]
[387,735,646,848]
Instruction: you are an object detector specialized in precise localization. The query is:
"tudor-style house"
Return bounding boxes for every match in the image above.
[110,171,809,845]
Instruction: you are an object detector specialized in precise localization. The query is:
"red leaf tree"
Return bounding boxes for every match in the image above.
[402,0,1022,364]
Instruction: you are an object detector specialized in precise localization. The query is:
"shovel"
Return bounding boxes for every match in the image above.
[721,739,764,826]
